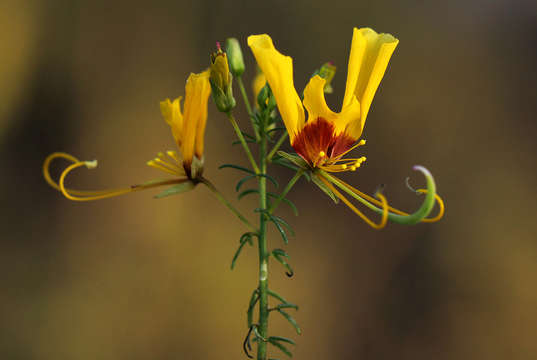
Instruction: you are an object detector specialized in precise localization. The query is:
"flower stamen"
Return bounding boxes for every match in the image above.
[319,175,388,229]
[332,175,444,222]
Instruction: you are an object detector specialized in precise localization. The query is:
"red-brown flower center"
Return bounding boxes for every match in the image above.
[291,117,356,166]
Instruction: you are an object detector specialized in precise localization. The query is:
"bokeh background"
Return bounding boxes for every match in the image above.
[2,0,536,359]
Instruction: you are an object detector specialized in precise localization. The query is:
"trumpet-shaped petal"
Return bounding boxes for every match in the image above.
[182,69,211,165]
[252,71,266,100]
[248,34,305,140]
[160,97,184,148]
[342,27,398,138]
[303,75,361,137]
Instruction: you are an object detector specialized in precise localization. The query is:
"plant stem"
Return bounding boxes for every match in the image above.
[200,177,257,232]
[237,76,260,141]
[226,112,261,174]
[256,116,269,360]
[268,169,303,214]
[267,132,288,162]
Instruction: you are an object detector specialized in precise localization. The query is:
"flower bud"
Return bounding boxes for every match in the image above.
[315,62,337,93]
[209,44,236,112]
[224,38,245,77]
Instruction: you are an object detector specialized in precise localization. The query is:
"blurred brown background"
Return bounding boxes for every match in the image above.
[2,0,536,359]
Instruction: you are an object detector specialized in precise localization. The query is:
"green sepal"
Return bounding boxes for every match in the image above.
[209,74,236,113]
[311,174,339,204]
[154,181,195,199]
[190,155,204,179]
[276,151,309,169]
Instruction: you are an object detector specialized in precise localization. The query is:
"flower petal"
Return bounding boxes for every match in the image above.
[160,97,184,148]
[303,75,361,139]
[248,34,305,141]
[183,69,211,164]
[342,27,398,126]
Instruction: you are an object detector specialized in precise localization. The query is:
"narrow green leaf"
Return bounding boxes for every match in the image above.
[266,126,286,135]
[241,131,256,141]
[267,192,298,216]
[219,164,256,175]
[270,217,288,244]
[272,158,300,172]
[247,289,259,328]
[236,175,257,192]
[238,188,259,200]
[268,338,293,357]
[270,215,295,236]
[272,252,294,277]
[259,173,279,188]
[267,289,288,304]
[154,181,195,199]
[277,309,301,335]
[273,303,299,311]
[231,233,254,270]
[269,336,296,345]
[232,139,256,146]
[272,248,289,258]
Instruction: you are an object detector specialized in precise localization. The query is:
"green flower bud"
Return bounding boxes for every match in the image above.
[209,44,236,113]
[314,61,337,93]
[224,38,245,77]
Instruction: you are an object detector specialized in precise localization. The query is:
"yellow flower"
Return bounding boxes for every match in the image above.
[248,28,444,228]
[248,27,398,172]
[158,69,211,178]
[43,69,211,201]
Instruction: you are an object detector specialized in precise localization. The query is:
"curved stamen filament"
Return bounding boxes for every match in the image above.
[329,175,444,222]
[319,175,388,229]
[333,139,366,161]
[43,152,188,202]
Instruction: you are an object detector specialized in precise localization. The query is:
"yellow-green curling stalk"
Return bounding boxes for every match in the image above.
[210,42,236,113]
[43,70,212,201]
[249,28,445,228]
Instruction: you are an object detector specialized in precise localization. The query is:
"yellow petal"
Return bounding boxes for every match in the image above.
[182,69,211,164]
[303,75,361,139]
[342,27,398,130]
[248,34,305,141]
[252,70,266,101]
[160,97,183,148]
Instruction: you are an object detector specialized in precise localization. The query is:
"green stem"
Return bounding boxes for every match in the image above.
[237,76,260,141]
[256,116,269,360]
[226,112,260,174]
[267,132,288,162]
[200,177,257,232]
[268,169,303,214]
